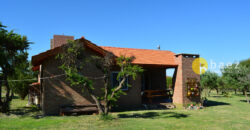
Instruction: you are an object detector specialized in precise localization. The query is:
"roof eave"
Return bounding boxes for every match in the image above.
[31,37,108,66]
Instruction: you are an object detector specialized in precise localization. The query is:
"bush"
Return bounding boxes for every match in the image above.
[99,114,114,121]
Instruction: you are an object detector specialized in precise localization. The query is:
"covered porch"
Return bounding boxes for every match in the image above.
[140,66,177,104]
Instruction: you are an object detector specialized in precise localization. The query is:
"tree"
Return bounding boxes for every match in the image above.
[221,64,239,93]
[0,22,31,112]
[166,76,172,89]
[237,65,250,103]
[200,71,219,96]
[217,76,232,96]
[57,39,143,115]
[8,60,37,100]
[222,64,250,103]
[240,58,250,67]
[239,59,250,94]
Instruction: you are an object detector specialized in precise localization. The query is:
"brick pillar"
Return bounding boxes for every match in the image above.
[172,54,201,105]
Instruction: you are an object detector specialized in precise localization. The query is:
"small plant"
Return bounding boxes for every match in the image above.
[99,113,114,121]
[186,102,203,110]
[186,102,197,107]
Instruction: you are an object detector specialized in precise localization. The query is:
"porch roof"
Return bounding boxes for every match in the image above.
[101,46,178,67]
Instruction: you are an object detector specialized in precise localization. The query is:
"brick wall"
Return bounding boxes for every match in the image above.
[172,55,184,104]
[50,35,74,49]
[173,54,201,105]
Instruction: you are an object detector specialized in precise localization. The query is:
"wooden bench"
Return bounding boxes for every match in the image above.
[144,90,171,103]
[60,104,98,116]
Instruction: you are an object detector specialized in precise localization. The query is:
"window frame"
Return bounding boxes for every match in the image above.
[111,71,129,91]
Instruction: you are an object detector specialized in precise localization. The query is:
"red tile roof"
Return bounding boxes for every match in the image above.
[101,46,177,67]
[32,38,106,66]
[31,38,178,68]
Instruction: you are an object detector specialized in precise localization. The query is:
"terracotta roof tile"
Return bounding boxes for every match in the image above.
[31,38,178,67]
[100,46,177,67]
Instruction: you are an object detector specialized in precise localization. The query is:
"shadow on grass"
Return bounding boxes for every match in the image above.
[235,94,250,97]
[239,100,249,103]
[210,95,224,98]
[112,103,176,113]
[205,100,230,107]
[8,106,43,119]
[118,112,188,119]
[11,95,19,99]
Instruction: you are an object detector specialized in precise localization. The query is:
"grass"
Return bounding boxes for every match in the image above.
[0,93,249,130]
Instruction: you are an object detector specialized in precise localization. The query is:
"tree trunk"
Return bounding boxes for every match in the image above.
[89,92,104,114]
[11,90,14,99]
[242,90,245,95]
[1,101,10,113]
[103,76,110,115]
[85,84,104,114]
[216,89,219,94]
[208,89,212,97]
[234,89,237,94]
[0,79,2,110]
[104,101,109,115]
[4,76,12,102]
[1,76,12,113]
[244,90,249,103]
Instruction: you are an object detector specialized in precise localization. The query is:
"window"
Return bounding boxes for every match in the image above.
[111,72,129,90]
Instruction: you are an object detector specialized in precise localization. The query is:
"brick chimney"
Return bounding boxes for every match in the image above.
[50,35,74,49]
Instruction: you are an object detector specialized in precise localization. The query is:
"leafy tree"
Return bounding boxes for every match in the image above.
[8,60,37,100]
[240,58,250,67]
[222,64,250,103]
[57,39,143,115]
[166,76,172,89]
[0,22,31,112]
[238,59,250,94]
[221,64,239,92]
[200,71,219,97]
[237,65,250,103]
[217,76,231,96]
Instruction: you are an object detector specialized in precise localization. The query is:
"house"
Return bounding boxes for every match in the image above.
[30,35,201,115]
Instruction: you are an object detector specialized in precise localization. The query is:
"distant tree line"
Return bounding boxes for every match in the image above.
[200,58,250,103]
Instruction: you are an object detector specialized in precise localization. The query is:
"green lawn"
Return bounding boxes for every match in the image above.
[0,94,249,130]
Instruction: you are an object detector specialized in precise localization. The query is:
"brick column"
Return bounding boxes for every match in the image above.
[173,54,201,105]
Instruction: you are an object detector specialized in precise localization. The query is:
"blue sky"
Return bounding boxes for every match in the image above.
[0,0,249,73]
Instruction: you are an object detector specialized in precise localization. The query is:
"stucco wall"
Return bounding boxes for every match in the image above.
[40,49,142,115]
[117,75,142,106]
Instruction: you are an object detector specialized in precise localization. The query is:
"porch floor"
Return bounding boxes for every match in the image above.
[142,98,175,109]
[142,102,176,109]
